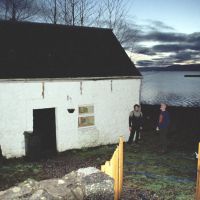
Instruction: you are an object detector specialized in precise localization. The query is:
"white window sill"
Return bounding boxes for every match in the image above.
[78,125,96,129]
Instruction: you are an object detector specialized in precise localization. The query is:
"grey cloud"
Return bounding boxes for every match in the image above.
[152,44,188,52]
[136,58,173,67]
[171,51,192,60]
[136,60,154,67]
[135,30,200,44]
[134,46,156,55]
[152,42,200,52]
[145,20,175,32]
[138,32,186,42]
[137,54,179,67]
[169,51,200,63]
[187,32,200,43]
[137,50,200,67]
[131,21,200,66]
[190,41,200,51]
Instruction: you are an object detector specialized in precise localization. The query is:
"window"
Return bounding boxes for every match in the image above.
[78,105,95,127]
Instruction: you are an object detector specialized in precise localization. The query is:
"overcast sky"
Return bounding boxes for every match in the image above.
[125,0,200,67]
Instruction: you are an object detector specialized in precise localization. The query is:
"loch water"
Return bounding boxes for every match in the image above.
[141,71,200,107]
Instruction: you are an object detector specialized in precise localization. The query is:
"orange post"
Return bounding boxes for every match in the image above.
[101,137,124,200]
[196,142,200,200]
[118,137,124,198]
[112,147,119,200]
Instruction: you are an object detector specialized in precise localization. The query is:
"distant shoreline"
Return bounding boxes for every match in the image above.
[138,64,200,72]
[184,75,200,77]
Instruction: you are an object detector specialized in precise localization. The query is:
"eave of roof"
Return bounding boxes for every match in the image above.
[0,76,142,83]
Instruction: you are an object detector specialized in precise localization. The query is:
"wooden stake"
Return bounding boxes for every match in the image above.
[196,142,200,200]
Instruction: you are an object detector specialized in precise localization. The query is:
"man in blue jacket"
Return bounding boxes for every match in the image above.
[156,103,170,153]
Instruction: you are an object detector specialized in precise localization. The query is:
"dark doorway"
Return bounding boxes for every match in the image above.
[33,108,57,155]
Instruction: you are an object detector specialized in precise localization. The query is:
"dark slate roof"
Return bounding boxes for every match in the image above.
[0,20,141,79]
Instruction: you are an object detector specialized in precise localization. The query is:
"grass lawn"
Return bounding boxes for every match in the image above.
[0,130,197,199]
[123,130,196,200]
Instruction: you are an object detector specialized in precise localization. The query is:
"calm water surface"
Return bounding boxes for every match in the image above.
[141,71,200,107]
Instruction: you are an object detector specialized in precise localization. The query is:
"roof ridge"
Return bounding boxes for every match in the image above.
[0,19,112,32]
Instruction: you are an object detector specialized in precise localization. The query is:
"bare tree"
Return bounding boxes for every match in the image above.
[0,0,39,21]
[38,0,137,49]
[93,0,137,49]
[78,0,95,26]
[59,0,71,25]
[65,0,79,25]
[58,0,95,26]
[40,0,62,24]
[93,0,128,29]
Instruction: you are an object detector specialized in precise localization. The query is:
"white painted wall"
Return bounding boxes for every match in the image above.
[0,78,141,158]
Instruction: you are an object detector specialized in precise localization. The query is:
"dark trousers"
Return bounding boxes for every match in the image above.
[128,128,140,144]
[159,128,168,152]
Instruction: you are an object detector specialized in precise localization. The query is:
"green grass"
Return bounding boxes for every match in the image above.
[0,163,42,176]
[0,131,197,199]
[123,131,196,199]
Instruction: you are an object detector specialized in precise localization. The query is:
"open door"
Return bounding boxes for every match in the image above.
[33,108,57,155]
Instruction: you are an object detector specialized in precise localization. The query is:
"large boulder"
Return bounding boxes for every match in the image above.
[77,167,114,200]
[0,179,39,200]
[0,167,114,200]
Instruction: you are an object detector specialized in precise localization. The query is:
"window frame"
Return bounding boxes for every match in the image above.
[78,105,95,128]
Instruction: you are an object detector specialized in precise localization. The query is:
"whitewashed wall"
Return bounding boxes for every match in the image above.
[0,78,141,158]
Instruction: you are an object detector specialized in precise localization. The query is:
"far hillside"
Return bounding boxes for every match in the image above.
[138,64,200,72]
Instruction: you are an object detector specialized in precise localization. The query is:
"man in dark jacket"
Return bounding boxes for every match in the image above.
[156,103,170,153]
[128,104,143,144]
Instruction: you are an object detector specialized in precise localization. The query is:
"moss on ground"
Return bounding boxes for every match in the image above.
[123,131,196,199]
[0,131,197,199]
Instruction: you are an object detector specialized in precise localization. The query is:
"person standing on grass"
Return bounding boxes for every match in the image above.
[138,105,143,141]
[128,104,143,145]
[156,103,170,153]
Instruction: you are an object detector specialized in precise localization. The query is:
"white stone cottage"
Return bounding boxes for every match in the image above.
[0,21,142,158]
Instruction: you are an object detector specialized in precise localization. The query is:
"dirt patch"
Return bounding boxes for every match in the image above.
[0,145,115,191]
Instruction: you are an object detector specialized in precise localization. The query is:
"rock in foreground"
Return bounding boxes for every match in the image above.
[0,167,114,200]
